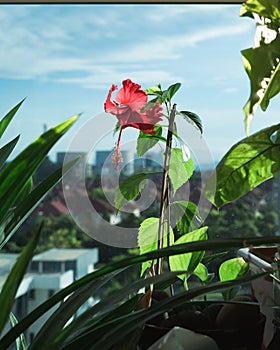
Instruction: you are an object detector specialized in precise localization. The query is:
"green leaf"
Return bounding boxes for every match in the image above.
[179,111,203,134]
[242,35,280,133]
[205,123,280,208]
[9,313,27,350]
[2,235,280,350]
[0,135,20,169]
[169,227,208,282]
[144,85,162,95]
[219,257,249,282]
[137,125,165,157]
[53,271,183,350]
[16,176,33,203]
[67,272,267,350]
[240,0,280,25]
[0,99,25,138]
[169,148,194,194]
[166,83,181,102]
[140,97,159,112]
[28,271,121,350]
[0,115,79,223]
[138,218,174,275]
[0,159,79,249]
[113,122,121,136]
[170,200,201,233]
[0,222,42,334]
[193,263,208,283]
[114,173,147,212]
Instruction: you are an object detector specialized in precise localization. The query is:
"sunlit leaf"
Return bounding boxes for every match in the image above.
[219,257,249,282]
[0,159,79,250]
[138,218,174,276]
[240,0,280,25]
[169,148,194,194]
[9,313,27,350]
[193,263,208,282]
[169,227,208,282]
[0,99,25,138]
[205,123,280,208]
[0,115,79,223]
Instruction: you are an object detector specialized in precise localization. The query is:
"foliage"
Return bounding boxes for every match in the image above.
[241,0,280,134]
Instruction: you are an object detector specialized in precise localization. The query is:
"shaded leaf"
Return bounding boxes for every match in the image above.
[0,136,20,169]
[114,173,147,212]
[166,83,181,102]
[2,235,280,349]
[137,125,165,157]
[170,200,201,233]
[0,222,41,334]
[180,111,203,134]
[205,123,280,208]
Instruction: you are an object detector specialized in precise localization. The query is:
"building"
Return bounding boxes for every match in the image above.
[56,152,93,179]
[0,248,98,346]
[95,149,134,176]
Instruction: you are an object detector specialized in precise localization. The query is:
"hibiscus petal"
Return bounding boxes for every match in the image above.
[116,79,147,112]
[104,84,119,114]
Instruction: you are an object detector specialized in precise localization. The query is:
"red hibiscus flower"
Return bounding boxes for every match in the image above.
[104,79,163,168]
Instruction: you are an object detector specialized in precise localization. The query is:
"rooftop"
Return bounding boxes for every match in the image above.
[32,248,96,261]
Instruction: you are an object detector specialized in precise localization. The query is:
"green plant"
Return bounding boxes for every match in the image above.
[0,1,279,349]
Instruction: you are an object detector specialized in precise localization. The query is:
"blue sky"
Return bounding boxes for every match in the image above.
[0,4,279,166]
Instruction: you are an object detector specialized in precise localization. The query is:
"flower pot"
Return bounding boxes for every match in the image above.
[139,292,266,350]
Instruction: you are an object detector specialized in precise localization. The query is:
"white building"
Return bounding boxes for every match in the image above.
[0,248,98,345]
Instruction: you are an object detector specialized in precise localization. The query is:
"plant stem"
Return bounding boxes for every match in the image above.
[157,104,176,275]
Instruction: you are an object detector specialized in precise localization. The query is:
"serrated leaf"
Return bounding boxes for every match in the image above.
[114,173,147,212]
[138,218,174,276]
[170,200,201,233]
[0,99,25,138]
[219,257,249,282]
[166,83,181,102]
[169,227,208,283]
[169,148,194,194]
[136,125,166,157]
[180,111,203,134]
[205,123,280,208]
